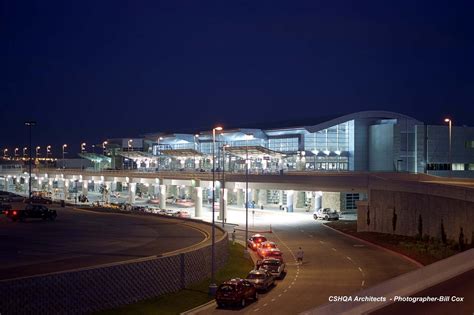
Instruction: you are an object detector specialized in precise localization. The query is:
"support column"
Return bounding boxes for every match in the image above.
[286,190,294,212]
[159,184,167,209]
[219,188,227,222]
[22,177,29,194]
[194,187,203,217]
[128,182,136,204]
[258,189,267,208]
[82,180,88,196]
[296,191,306,209]
[104,181,111,203]
[236,189,244,208]
[63,179,69,200]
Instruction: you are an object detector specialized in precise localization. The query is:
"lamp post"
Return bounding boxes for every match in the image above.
[46,145,51,158]
[36,146,40,158]
[157,137,163,172]
[128,139,133,152]
[81,142,86,153]
[3,148,8,158]
[14,148,19,158]
[221,144,229,227]
[444,118,452,172]
[25,121,36,199]
[244,134,254,250]
[23,147,28,158]
[62,144,68,159]
[209,126,223,296]
[102,141,108,155]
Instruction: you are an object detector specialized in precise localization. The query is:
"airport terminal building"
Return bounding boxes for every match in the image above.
[103,111,474,178]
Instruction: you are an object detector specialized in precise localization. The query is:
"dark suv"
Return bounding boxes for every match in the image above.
[215,278,258,308]
[5,204,57,222]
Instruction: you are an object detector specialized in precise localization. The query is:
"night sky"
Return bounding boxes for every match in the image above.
[1,1,473,156]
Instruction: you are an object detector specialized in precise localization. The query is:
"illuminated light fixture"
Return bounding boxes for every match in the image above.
[323,150,330,155]
[335,150,341,156]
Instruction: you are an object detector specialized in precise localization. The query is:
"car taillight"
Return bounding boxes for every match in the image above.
[13,210,17,215]
[4,210,8,215]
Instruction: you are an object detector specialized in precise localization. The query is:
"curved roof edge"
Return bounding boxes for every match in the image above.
[305,110,423,133]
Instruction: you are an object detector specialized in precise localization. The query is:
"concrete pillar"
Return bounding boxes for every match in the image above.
[128,182,136,204]
[296,191,306,209]
[250,189,256,205]
[310,192,322,211]
[286,190,294,212]
[82,180,88,196]
[104,181,111,203]
[258,189,267,208]
[169,185,178,199]
[322,192,341,211]
[279,190,284,206]
[236,189,244,208]
[219,188,227,222]
[63,179,69,200]
[159,184,167,209]
[194,187,203,217]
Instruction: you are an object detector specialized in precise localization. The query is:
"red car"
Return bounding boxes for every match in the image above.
[246,234,267,251]
[257,241,279,258]
[215,278,258,308]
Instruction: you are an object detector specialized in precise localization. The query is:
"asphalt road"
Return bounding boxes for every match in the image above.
[0,204,211,280]
[372,269,474,315]
[196,212,419,315]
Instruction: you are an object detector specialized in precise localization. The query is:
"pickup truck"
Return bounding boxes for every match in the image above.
[3,204,57,222]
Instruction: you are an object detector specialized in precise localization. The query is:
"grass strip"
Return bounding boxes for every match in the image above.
[97,242,253,315]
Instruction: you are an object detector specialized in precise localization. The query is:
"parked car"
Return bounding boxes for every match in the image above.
[164,209,177,216]
[247,234,267,251]
[257,258,286,279]
[265,248,284,261]
[24,196,53,205]
[313,208,339,220]
[172,210,191,218]
[4,204,57,222]
[257,241,279,258]
[215,278,257,308]
[245,269,275,291]
[0,202,12,212]
[0,192,25,202]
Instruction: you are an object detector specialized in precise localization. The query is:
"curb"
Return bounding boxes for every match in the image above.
[322,223,424,268]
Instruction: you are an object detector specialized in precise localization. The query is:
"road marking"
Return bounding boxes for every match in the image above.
[284,289,288,292]
[346,256,352,261]
[263,303,268,307]
[308,234,314,238]
[254,308,260,312]
[289,285,292,288]
[319,240,325,244]
[332,248,337,251]
[271,298,276,302]
[361,280,365,287]
[353,244,365,247]
[278,294,282,297]
[358,267,363,272]
[292,281,295,285]
[300,229,304,232]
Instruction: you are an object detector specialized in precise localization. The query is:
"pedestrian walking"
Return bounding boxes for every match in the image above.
[296,247,304,264]
[231,229,236,245]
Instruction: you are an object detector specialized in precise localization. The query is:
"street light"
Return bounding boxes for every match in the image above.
[157,137,163,172]
[36,146,41,158]
[102,141,108,155]
[62,144,68,159]
[444,118,452,172]
[23,147,28,157]
[3,148,8,158]
[210,125,223,296]
[128,139,133,152]
[14,148,19,158]
[244,134,254,249]
[46,145,51,158]
[25,121,36,199]
[81,142,86,153]
[221,144,230,227]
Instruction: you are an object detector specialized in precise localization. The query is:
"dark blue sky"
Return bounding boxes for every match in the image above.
[1,0,473,155]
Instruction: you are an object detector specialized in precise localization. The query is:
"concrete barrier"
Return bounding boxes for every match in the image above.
[300,249,474,315]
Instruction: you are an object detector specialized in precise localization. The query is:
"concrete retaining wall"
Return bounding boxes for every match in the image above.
[0,225,228,314]
[358,178,474,243]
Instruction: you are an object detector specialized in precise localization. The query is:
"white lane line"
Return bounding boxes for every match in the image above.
[332,248,337,251]
[271,298,276,302]
[300,229,304,233]
[284,289,288,293]
[263,303,268,307]
[361,280,365,287]
[353,244,365,247]
[289,285,292,288]
[319,240,325,244]
[358,267,363,272]
[254,308,260,312]
[292,281,295,285]
[278,294,282,297]
[346,256,352,261]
